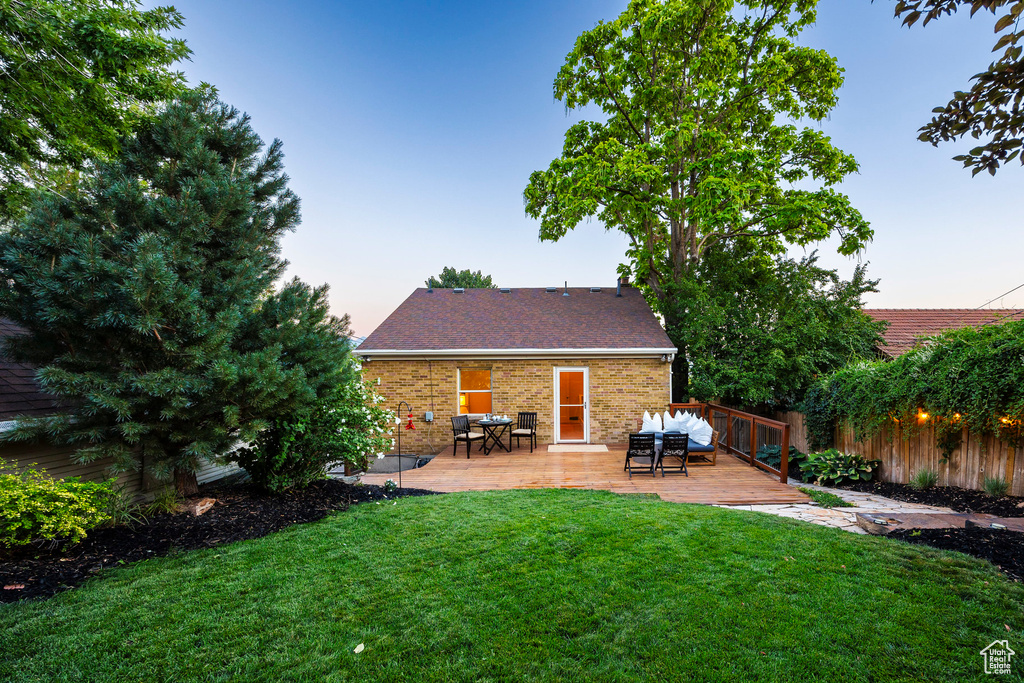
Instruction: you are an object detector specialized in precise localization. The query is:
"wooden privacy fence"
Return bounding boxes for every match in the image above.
[670,403,791,483]
[775,411,1024,497]
[836,422,1024,497]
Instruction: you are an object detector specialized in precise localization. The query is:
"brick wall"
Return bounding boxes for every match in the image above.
[362,357,670,454]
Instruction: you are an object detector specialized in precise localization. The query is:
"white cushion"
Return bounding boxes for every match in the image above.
[690,418,713,446]
[455,432,484,440]
[664,411,686,432]
[640,411,663,433]
[511,428,533,435]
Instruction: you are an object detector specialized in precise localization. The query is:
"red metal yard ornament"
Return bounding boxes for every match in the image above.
[405,413,415,430]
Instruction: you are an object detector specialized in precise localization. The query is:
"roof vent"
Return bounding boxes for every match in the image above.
[453,288,465,293]
[590,287,601,293]
[500,287,511,293]
[545,287,557,293]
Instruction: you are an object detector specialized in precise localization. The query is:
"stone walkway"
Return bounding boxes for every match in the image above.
[718,479,954,534]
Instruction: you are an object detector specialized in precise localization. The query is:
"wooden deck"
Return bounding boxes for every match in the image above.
[362,445,809,505]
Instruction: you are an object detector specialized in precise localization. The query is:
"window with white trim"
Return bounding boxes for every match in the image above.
[458,369,492,414]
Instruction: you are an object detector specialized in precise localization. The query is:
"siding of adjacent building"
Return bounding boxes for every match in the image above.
[365,356,671,454]
[4,439,241,497]
[3,440,147,494]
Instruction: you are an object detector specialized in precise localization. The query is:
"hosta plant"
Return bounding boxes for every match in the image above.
[799,449,880,486]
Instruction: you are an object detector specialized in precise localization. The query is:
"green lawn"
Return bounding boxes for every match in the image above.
[2,489,1022,682]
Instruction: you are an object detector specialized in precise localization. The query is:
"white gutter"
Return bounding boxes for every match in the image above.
[358,347,677,360]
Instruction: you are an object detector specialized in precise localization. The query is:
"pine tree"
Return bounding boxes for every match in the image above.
[0,89,350,493]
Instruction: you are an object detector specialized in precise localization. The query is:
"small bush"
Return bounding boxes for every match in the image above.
[756,445,806,479]
[232,362,395,493]
[983,476,1010,497]
[799,449,879,486]
[909,469,939,491]
[0,461,114,547]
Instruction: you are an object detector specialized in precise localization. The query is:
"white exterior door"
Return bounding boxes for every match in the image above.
[554,367,589,443]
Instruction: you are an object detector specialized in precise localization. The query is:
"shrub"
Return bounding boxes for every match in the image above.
[0,461,114,547]
[232,360,395,493]
[983,476,1010,497]
[756,445,807,479]
[799,319,1024,452]
[909,469,939,491]
[799,449,879,486]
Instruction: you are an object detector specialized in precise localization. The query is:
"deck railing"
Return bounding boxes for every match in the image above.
[669,402,791,483]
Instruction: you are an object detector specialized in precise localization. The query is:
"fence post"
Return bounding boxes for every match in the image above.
[749,417,757,466]
[726,409,733,454]
[780,424,790,484]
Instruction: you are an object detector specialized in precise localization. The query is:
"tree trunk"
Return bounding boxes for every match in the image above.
[174,468,199,496]
[671,352,688,404]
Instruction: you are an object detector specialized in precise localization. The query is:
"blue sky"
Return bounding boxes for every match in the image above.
[166,0,1022,336]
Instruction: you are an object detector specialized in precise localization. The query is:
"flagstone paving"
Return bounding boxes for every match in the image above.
[718,479,955,534]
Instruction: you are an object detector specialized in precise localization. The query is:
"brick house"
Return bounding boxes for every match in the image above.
[356,283,676,454]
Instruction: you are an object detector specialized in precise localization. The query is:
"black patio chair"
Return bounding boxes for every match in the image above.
[624,433,660,478]
[512,412,538,452]
[451,415,484,458]
[660,433,689,477]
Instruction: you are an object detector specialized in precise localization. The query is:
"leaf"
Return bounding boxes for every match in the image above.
[994,33,1015,51]
[995,14,1016,33]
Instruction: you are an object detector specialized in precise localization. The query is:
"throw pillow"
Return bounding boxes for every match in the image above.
[641,411,663,433]
[664,411,684,432]
[690,418,714,446]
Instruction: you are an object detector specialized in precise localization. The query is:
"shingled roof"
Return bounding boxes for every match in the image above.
[0,319,63,421]
[863,309,1024,357]
[359,287,675,356]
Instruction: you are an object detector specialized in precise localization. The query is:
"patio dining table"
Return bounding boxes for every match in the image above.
[476,418,514,455]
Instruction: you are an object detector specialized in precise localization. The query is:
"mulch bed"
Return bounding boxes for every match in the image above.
[832,480,1024,517]
[889,527,1024,583]
[1,479,436,603]
[828,480,1024,581]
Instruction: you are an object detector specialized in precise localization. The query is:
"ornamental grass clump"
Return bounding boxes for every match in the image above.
[0,461,114,547]
[909,468,939,491]
[799,449,879,486]
[983,476,1010,497]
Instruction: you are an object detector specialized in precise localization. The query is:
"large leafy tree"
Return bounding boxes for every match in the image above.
[425,266,496,289]
[524,0,872,399]
[888,0,1024,175]
[0,0,190,220]
[0,90,350,494]
[672,243,885,410]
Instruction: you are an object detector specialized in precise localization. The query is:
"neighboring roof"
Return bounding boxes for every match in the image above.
[0,319,63,420]
[359,287,676,356]
[863,309,1024,357]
